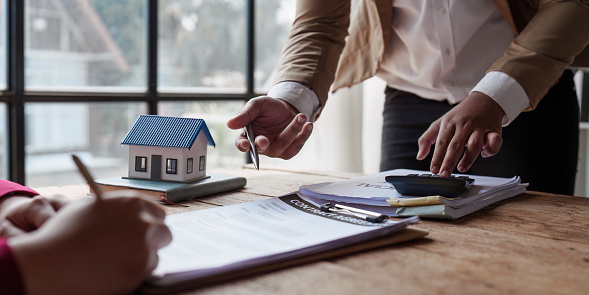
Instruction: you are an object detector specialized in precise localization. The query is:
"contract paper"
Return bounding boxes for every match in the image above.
[149,193,418,286]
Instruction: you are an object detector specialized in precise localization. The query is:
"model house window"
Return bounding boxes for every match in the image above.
[166,158,177,174]
[135,156,147,172]
[199,156,206,171]
[187,158,193,174]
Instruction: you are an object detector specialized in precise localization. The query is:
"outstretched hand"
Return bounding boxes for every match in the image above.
[227,96,313,160]
[416,92,505,177]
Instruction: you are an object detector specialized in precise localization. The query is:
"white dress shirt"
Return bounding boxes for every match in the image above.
[269,0,530,126]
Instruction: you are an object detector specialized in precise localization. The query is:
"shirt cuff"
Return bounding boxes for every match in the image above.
[267,82,322,122]
[471,71,529,126]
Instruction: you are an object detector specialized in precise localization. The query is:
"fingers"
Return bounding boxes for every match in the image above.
[229,96,309,159]
[44,194,70,211]
[257,114,307,154]
[430,122,472,177]
[143,201,167,221]
[258,114,313,159]
[103,190,171,244]
[99,190,172,277]
[418,93,505,177]
[456,131,487,172]
[9,196,62,232]
[417,121,440,161]
[137,198,172,274]
[147,222,172,252]
[481,132,503,158]
[226,96,264,130]
[0,194,68,236]
[425,127,503,176]
[226,112,251,130]
[282,123,314,159]
[144,247,160,275]
[142,224,171,277]
[235,132,252,153]
[0,219,26,237]
[103,190,167,221]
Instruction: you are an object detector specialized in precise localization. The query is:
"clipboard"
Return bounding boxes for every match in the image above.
[139,226,428,294]
[139,194,428,294]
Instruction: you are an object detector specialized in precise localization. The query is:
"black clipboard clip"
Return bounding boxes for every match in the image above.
[320,203,388,223]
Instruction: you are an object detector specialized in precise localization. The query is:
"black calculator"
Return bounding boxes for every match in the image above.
[385,174,475,197]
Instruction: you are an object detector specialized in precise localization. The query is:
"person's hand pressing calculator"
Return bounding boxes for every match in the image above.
[385,174,475,197]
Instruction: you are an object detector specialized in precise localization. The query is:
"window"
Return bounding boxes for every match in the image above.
[135,156,147,172]
[4,0,296,186]
[26,0,146,90]
[187,158,193,174]
[199,156,205,171]
[166,158,177,174]
[254,0,295,91]
[158,0,245,91]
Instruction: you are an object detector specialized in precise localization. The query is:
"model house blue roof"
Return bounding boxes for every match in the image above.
[121,115,215,149]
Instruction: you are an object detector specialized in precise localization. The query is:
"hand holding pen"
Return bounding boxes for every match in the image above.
[72,154,104,200]
[226,96,313,164]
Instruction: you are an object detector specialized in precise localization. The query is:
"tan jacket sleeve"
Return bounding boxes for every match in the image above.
[489,0,589,111]
[272,0,351,108]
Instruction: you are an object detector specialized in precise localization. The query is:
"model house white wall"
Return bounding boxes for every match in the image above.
[127,131,209,182]
[121,115,215,183]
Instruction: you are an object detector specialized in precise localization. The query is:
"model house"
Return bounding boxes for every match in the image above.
[121,115,215,182]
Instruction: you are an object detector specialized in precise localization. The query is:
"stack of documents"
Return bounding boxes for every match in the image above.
[142,193,424,294]
[299,169,528,220]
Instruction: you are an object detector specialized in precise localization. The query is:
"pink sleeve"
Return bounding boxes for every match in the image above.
[0,180,39,199]
[0,180,36,294]
[0,238,25,295]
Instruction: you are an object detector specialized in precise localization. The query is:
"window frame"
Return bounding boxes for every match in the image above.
[187,157,193,174]
[166,158,177,174]
[199,155,205,171]
[3,0,257,184]
[135,156,147,172]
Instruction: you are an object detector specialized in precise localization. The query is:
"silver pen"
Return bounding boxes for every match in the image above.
[243,123,259,170]
[320,203,388,223]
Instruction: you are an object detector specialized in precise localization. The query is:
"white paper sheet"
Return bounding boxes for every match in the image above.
[150,193,418,284]
[299,169,524,207]
[298,169,528,219]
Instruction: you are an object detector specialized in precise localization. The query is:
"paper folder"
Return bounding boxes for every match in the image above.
[140,226,428,294]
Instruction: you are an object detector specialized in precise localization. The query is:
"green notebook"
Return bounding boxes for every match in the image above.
[94,173,246,203]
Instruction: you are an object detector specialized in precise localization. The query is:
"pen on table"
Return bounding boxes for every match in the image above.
[243,123,259,170]
[71,154,103,200]
[320,203,388,223]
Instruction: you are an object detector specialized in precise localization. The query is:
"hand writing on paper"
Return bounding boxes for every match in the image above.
[8,190,172,295]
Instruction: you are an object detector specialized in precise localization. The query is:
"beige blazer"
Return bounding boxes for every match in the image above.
[273,0,589,113]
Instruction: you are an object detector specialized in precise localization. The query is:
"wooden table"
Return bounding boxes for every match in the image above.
[35,167,589,295]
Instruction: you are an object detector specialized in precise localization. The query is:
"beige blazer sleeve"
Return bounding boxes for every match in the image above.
[272,0,351,108]
[273,0,589,114]
[489,0,589,110]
